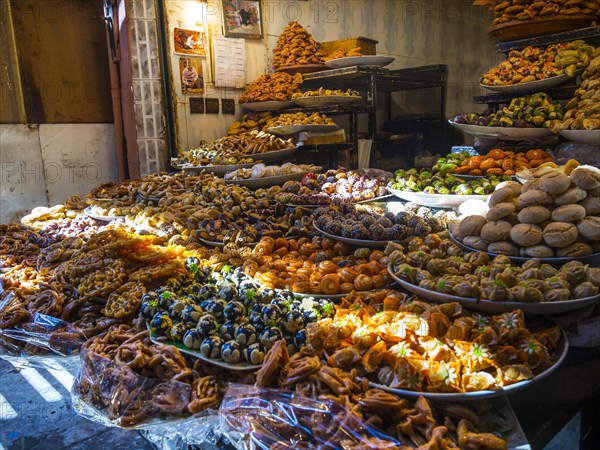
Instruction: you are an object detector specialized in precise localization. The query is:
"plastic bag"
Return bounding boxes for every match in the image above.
[220,384,404,449]
[0,292,86,361]
[72,348,244,449]
[72,349,193,428]
[140,414,244,450]
[549,142,600,166]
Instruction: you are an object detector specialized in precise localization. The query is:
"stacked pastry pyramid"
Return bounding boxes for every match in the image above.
[273,21,327,69]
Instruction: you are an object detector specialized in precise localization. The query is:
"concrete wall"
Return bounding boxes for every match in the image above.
[0,124,118,224]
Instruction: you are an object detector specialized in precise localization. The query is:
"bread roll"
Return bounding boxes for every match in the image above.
[517,189,553,208]
[540,171,571,195]
[510,223,543,247]
[488,187,516,207]
[517,206,551,224]
[553,187,588,206]
[496,181,522,196]
[486,202,516,221]
[463,236,488,250]
[523,244,555,258]
[480,220,512,243]
[551,204,586,222]
[570,165,600,190]
[543,222,578,248]
[556,242,594,257]
[577,216,600,241]
[488,241,519,256]
[579,196,600,215]
[521,178,542,194]
[458,215,487,237]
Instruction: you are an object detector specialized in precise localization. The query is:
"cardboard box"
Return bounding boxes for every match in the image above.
[321,37,378,56]
[298,129,346,145]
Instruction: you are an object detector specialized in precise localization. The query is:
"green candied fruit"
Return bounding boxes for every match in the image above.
[455,184,473,195]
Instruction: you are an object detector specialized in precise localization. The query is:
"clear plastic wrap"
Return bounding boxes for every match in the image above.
[72,349,193,427]
[0,292,86,362]
[220,384,404,449]
[549,142,600,166]
[71,348,245,449]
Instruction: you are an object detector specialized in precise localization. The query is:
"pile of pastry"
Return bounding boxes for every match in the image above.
[492,0,599,27]
[273,21,327,68]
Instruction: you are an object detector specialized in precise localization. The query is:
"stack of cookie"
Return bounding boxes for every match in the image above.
[454,163,600,258]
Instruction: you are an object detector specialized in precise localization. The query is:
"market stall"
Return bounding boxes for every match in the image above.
[2,3,600,449]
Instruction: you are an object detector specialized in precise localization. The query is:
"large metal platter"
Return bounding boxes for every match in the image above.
[448,228,600,266]
[559,129,600,146]
[389,264,600,315]
[84,206,122,222]
[266,124,342,136]
[313,221,396,249]
[387,186,489,208]
[174,162,256,176]
[480,73,576,94]
[325,55,395,69]
[292,95,362,107]
[225,168,322,189]
[366,319,568,401]
[148,331,261,371]
[449,120,553,141]
[239,101,295,111]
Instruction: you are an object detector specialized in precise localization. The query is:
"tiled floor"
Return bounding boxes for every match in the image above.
[0,358,152,450]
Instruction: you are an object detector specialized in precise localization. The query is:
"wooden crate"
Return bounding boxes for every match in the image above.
[321,36,378,56]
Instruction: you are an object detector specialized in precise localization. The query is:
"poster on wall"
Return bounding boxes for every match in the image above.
[174,27,207,56]
[179,57,204,95]
[222,0,263,39]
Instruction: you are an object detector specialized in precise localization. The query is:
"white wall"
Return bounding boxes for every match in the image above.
[0,124,118,224]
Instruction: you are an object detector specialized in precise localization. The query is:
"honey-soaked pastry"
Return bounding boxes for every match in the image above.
[273,21,327,68]
[239,72,303,103]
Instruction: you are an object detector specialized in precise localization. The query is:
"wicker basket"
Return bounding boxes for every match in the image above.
[321,37,378,56]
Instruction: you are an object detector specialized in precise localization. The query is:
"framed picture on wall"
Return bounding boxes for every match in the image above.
[222,0,263,39]
[174,27,207,56]
[179,57,204,95]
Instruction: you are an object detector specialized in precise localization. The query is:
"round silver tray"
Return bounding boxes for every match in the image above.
[225,168,322,189]
[283,203,323,209]
[148,331,261,371]
[449,120,553,141]
[313,221,396,249]
[448,229,600,266]
[174,162,256,176]
[292,95,362,107]
[389,264,600,315]
[266,124,341,136]
[559,129,600,146]
[324,55,395,69]
[480,72,577,94]
[365,318,568,401]
[239,100,295,111]
[452,174,517,181]
[387,186,489,208]
[199,237,257,249]
[84,206,121,222]
[356,193,394,204]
